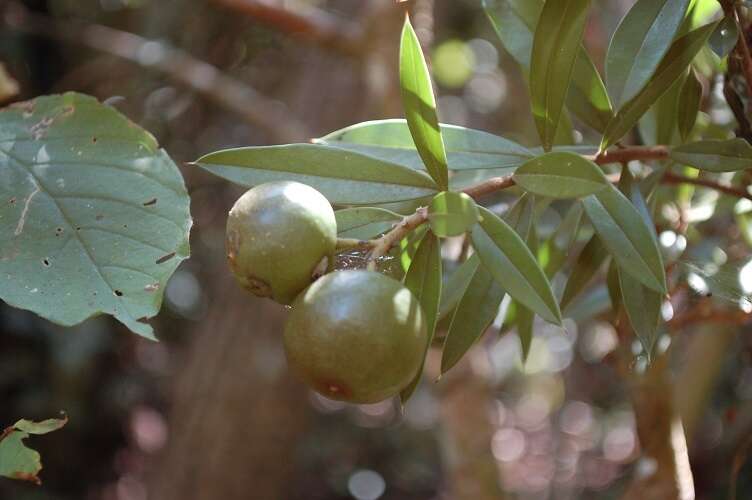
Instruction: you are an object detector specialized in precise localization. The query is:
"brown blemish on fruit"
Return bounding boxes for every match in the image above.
[244,277,272,298]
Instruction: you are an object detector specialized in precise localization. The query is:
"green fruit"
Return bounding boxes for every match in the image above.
[284,270,427,404]
[226,181,337,304]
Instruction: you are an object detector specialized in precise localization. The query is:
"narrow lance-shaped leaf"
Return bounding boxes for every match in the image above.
[581,184,667,293]
[670,138,752,172]
[401,232,442,403]
[438,254,481,319]
[471,206,562,325]
[400,16,449,190]
[601,21,718,151]
[508,195,537,362]
[543,203,584,277]
[709,15,739,58]
[317,119,534,172]
[677,68,703,141]
[335,207,401,240]
[529,0,591,150]
[0,93,191,339]
[441,262,506,374]
[483,0,612,132]
[513,152,609,199]
[428,191,480,237]
[194,144,438,206]
[560,234,610,312]
[605,0,690,107]
[616,168,663,355]
[642,69,686,146]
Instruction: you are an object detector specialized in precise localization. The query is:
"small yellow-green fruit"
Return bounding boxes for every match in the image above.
[226,181,337,304]
[283,270,427,404]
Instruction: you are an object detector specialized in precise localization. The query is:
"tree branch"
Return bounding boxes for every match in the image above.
[366,207,428,270]
[588,145,670,164]
[2,1,309,143]
[662,171,752,201]
[733,5,752,104]
[208,0,365,57]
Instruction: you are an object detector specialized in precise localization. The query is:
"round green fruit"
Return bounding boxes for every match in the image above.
[283,270,427,404]
[226,181,337,304]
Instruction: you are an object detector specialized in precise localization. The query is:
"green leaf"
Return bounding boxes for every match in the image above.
[438,254,480,319]
[317,119,533,172]
[543,203,584,277]
[483,0,612,132]
[641,69,686,146]
[601,21,718,151]
[605,0,691,108]
[335,207,401,240]
[1,415,67,484]
[13,417,67,436]
[0,93,191,339]
[618,265,662,355]
[400,16,449,190]
[565,54,615,132]
[508,195,537,362]
[428,191,479,237]
[441,262,505,374]
[195,144,438,205]
[529,0,591,150]
[671,138,752,172]
[709,15,739,58]
[677,68,703,141]
[471,206,562,325]
[560,234,610,312]
[401,232,442,403]
[581,184,667,293]
[513,152,609,199]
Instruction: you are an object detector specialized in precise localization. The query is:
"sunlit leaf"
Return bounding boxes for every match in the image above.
[401,232,442,403]
[671,138,752,172]
[483,0,612,132]
[601,21,718,151]
[428,191,479,237]
[195,144,438,205]
[335,207,401,240]
[529,0,591,150]
[0,93,191,339]
[400,16,449,190]
[582,184,667,293]
[317,119,533,172]
[471,206,562,325]
[605,0,691,107]
[513,152,609,199]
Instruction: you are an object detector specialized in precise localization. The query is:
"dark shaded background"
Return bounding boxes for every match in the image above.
[1,0,751,499]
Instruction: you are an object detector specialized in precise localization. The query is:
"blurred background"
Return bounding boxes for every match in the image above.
[1,0,751,498]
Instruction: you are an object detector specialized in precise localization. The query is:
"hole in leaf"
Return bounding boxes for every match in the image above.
[42,258,50,267]
[143,198,157,206]
[114,290,123,297]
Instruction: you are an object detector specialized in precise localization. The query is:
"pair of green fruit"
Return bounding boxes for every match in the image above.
[226,181,428,404]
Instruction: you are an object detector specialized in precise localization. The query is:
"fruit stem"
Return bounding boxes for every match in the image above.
[366,207,429,271]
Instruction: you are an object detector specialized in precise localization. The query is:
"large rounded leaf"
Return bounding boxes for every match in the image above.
[0,93,191,339]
